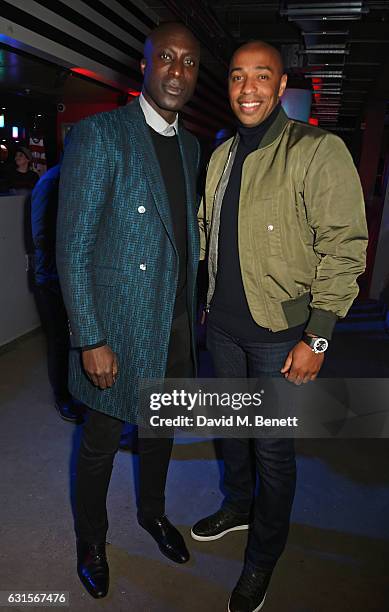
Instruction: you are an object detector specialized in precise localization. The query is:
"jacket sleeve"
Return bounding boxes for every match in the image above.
[31,176,50,249]
[303,133,368,339]
[56,118,111,348]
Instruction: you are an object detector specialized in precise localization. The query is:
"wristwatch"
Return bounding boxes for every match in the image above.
[302,333,329,354]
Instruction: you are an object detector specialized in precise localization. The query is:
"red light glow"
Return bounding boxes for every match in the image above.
[71,68,141,98]
[71,67,103,80]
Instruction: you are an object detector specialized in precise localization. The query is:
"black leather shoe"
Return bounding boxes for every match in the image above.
[191,508,250,541]
[228,565,272,612]
[55,398,83,423]
[138,514,190,564]
[76,540,109,598]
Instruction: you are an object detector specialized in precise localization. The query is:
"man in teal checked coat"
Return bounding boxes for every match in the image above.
[57,22,201,599]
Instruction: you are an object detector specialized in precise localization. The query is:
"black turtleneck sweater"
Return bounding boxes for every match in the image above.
[210,104,305,342]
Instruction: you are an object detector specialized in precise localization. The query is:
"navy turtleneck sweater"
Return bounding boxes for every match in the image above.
[210,104,305,342]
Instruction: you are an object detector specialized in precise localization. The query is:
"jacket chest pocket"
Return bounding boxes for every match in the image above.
[255,196,284,258]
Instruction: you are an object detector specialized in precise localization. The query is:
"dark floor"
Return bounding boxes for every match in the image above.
[1,301,389,611]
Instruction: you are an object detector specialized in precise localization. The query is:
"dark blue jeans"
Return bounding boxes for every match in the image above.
[207,320,298,570]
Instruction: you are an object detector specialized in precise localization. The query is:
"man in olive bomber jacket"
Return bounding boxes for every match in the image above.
[194,40,368,612]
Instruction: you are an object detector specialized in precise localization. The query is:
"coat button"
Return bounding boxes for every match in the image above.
[267,224,274,231]
[139,263,147,271]
[138,206,146,214]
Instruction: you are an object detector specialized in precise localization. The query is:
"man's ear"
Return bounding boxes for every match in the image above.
[140,58,146,76]
[278,73,288,99]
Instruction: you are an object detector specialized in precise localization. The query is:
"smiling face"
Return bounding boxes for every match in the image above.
[228,42,287,127]
[140,23,200,123]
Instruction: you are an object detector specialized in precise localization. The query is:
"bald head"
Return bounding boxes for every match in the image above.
[230,41,284,76]
[144,22,200,59]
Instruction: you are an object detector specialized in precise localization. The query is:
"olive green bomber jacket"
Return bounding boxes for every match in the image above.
[199,108,368,340]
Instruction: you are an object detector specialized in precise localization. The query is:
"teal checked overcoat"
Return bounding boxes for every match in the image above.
[56,98,200,423]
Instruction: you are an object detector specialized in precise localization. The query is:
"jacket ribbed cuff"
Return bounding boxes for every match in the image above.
[81,340,107,352]
[305,308,337,340]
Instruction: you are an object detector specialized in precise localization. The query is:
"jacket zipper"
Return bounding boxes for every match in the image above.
[206,147,234,315]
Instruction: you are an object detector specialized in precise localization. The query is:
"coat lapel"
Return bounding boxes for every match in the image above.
[124,100,176,251]
[122,99,198,264]
[177,128,198,267]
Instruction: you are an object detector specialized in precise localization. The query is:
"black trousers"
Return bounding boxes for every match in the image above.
[75,310,192,543]
[34,282,70,400]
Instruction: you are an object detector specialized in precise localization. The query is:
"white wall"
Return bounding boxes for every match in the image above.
[281,88,312,123]
[0,195,40,346]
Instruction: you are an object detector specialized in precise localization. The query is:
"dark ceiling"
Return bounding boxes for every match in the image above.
[145,0,389,132]
[1,1,388,136]
[0,47,121,105]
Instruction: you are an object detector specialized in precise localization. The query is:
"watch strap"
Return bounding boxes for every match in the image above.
[302,334,329,353]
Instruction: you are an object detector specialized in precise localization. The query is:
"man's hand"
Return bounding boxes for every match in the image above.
[280,341,324,385]
[82,345,119,390]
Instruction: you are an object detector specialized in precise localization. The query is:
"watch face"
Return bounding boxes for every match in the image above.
[313,338,328,353]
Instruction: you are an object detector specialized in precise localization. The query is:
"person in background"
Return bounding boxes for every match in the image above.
[7,146,39,192]
[31,136,83,423]
[5,147,40,293]
[195,40,368,612]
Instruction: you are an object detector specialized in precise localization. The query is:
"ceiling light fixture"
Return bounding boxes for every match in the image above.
[305,71,344,78]
[281,2,368,23]
[302,31,349,36]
